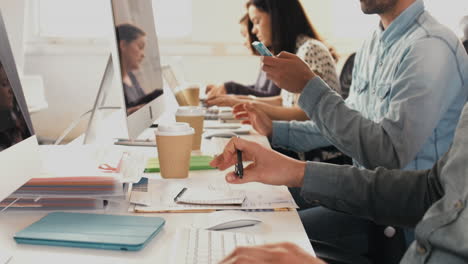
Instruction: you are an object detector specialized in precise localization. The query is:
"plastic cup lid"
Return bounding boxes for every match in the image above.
[155,122,195,136]
[176,106,205,116]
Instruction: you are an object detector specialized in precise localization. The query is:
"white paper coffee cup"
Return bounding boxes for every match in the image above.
[176,107,205,150]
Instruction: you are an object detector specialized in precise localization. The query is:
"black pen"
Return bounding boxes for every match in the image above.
[173,187,187,202]
[235,149,243,179]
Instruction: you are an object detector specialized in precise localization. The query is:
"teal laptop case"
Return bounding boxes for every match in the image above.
[14,212,165,251]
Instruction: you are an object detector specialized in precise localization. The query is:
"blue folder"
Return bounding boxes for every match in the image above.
[14,212,165,251]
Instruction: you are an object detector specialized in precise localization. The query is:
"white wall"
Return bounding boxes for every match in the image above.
[301,0,378,57]
[0,0,25,71]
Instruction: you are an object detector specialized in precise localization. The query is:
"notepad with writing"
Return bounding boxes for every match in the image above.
[145,156,215,173]
[174,188,246,206]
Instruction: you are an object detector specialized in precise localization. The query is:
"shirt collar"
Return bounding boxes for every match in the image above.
[377,0,425,46]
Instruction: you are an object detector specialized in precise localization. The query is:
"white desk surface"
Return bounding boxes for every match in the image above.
[0,121,313,264]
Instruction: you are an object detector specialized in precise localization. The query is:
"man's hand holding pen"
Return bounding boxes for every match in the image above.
[210,137,306,187]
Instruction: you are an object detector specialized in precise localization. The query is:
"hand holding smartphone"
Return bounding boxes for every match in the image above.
[252,41,273,56]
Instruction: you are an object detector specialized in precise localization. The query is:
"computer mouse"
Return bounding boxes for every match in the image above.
[205,210,262,231]
[204,131,238,139]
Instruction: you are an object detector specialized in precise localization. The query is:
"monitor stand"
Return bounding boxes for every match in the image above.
[84,54,127,145]
[84,54,157,147]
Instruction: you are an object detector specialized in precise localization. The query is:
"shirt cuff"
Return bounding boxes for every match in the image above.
[300,161,339,206]
[298,77,330,116]
[271,121,290,149]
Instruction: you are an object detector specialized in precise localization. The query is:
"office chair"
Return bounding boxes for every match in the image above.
[339,53,356,100]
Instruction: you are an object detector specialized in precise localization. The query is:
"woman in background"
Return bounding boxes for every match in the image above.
[205,13,282,98]
[206,0,341,122]
[116,23,162,115]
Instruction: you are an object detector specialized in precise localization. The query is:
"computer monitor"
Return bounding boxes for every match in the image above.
[0,11,41,202]
[110,0,165,139]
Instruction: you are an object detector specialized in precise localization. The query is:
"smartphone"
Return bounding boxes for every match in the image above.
[252,41,273,56]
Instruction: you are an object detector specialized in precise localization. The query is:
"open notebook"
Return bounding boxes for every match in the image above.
[174,187,246,206]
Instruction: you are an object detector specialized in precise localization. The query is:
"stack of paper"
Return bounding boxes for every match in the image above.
[12,177,122,197]
[1,176,123,210]
[0,197,105,210]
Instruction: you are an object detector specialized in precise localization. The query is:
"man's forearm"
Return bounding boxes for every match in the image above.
[300,156,445,227]
[257,103,308,121]
[298,78,403,169]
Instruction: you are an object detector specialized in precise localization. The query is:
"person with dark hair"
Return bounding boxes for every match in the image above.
[206,0,341,123]
[239,13,255,54]
[0,62,30,151]
[204,12,282,100]
[116,23,162,115]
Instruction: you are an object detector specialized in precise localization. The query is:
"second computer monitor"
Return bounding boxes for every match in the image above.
[0,11,41,202]
[110,0,165,139]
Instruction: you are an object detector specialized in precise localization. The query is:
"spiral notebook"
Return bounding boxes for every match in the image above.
[174,187,246,206]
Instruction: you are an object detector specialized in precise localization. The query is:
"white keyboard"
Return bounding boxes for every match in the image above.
[172,228,264,264]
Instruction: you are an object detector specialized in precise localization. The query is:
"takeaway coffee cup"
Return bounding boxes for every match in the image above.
[175,107,204,150]
[182,84,200,106]
[174,89,189,106]
[155,123,194,179]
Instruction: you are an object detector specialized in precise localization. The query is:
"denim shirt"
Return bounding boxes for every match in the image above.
[272,0,468,170]
[300,102,468,263]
